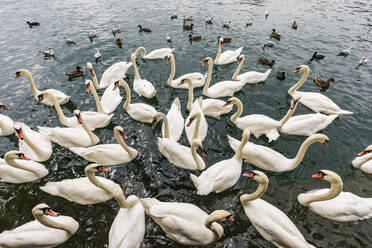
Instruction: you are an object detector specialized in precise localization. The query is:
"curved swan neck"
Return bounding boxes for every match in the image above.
[90,68,100,89]
[22,70,39,97]
[232,56,244,80]
[240,181,268,203]
[288,68,309,95]
[167,55,175,85]
[300,179,343,206]
[80,119,98,144]
[5,154,39,175]
[192,114,201,140]
[35,214,75,234]
[191,142,203,170]
[186,82,194,112]
[119,80,131,109]
[231,100,243,123]
[88,82,104,113]
[202,59,213,95]
[22,131,44,158]
[44,92,68,125]
[113,184,138,208]
[86,169,112,194]
[235,130,250,160]
[114,128,133,156]
[131,53,141,80]
[214,41,222,64]
[289,136,320,170]
[278,105,297,126]
[159,113,170,139]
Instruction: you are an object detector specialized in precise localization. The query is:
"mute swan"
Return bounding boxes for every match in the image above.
[241,171,316,248]
[153,113,205,171]
[131,52,156,98]
[185,108,208,145]
[228,133,329,172]
[0,151,48,183]
[202,57,245,98]
[289,65,352,115]
[85,79,120,115]
[70,126,138,166]
[214,37,243,65]
[152,99,184,141]
[37,91,113,130]
[109,184,145,248]
[352,145,372,174]
[114,79,158,123]
[38,110,100,148]
[298,170,372,222]
[224,96,299,142]
[15,69,69,106]
[190,129,250,195]
[141,198,234,245]
[166,53,206,89]
[14,122,52,162]
[40,164,116,205]
[0,203,79,248]
[0,104,14,136]
[180,78,232,118]
[136,46,174,60]
[232,55,272,84]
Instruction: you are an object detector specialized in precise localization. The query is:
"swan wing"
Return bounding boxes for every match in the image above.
[81,111,114,129]
[99,61,132,88]
[100,82,123,114]
[201,99,233,118]
[0,158,48,183]
[144,48,175,59]
[173,72,206,88]
[217,47,243,65]
[163,97,184,141]
[235,114,280,139]
[0,114,14,136]
[237,69,272,84]
[133,79,156,98]
[206,80,245,98]
[127,103,157,123]
[299,92,352,115]
[42,89,70,105]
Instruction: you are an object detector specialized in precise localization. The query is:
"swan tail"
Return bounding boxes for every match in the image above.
[140,198,160,213]
[234,47,243,56]
[37,126,53,137]
[40,182,60,196]
[262,69,272,81]
[190,173,214,195]
[227,135,239,153]
[326,114,339,124]
[190,173,199,187]
[172,97,181,110]
[337,109,353,115]
[266,129,280,142]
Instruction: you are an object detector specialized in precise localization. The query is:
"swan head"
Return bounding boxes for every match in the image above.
[73,110,82,124]
[357,145,372,157]
[243,170,269,185]
[166,53,174,64]
[151,112,166,130]
[32,203,59,217]
[293,65,309,73]
[36,91,53,103]
[85,79,92,93]
[223,97,240,107]
[15,69,28,78]
[202,57,212,67]
[178,77,192,86]
[5,150,31,160]
[312,170,343,185]
[0,104,10,111]
[237,55,244,64]
[84,163,109,175]
[114,126,127,139]
[218,37,224,47]
[13,122,24,140]
[290,94,301,109]
[206,210,234,226]
[186,112,201,127]
[191,139,205,157]
[309,133,329,147]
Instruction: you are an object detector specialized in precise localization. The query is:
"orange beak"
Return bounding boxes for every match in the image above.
[16,129,24,140]
[85,84,91,93]
[89,69,95,77]
[0,106,10,111]
[202,61,207,67]
[293,69,300,73]
[19,154,31,160]
[227,216,234,222]
[76,114,83,124]
[37,96,43,103]
[312,172,323,178]
[45,209,59,217]
[242,172,255,178]
[223,101,231,107]
[197,147,205,157]
[113,82,119,90]
[151,120,157,130]
[237,59,242,65]
[186,118,194,127]
[220,43,224,48]
[167,58,171,65]
[357,151,368,157]
[119,131,127,140]
[15,73,21,78]
[98,167,109,173]
[178,80,185,86]
[323,141,329,147]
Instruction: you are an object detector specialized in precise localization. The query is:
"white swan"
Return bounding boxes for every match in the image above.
[152,99,184,141]
[109,184,145,248]
[141,198,234,245]
[13,122,52,162]
[224,96,299,142]
[37,91,113,130]
[214,37,243,65]
[202,57,245,98]
[180,78,232,118]
[153,113,205,171]
[38,110,100,148]
[131,51,156,98]
[0,151,48,183]
[289,65,352,115]
[166,53,206,89]
[232,55,272,84]
[185,107,208,145]
[298,170,372,222]
[0,203,79,248]
[40,164,116,205]
[85,79,120,115]
[352,145,372,174]
[228,133,329,172]
[69,126,138,166]
[115,79,158,123]
[136,46,174,60]
[240,171,316,248]
[190,129,250,195]
[0,104,14,136]
[15,69,69,106]
[89,61,132,89]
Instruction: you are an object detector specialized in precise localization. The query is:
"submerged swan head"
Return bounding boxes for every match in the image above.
[357,145,372,157]
[243,170,269,185]
[312,169,343,186]
[32,203,59,217]
[187,112,201,127]
[5,150,31,161]
[293,65,309,74]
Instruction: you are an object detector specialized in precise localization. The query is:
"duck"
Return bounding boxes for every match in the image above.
[352,145,372,174]
[228,133,329,172]
[276,71,286,80]
[39,48,54,57]
[64,37,76,45]
[223,96,299,142]
[170,14,178,19]
[0,104,14,136]
[183,16,193,21]
[292,21,298,29]
[112,27,121,35]
[217,35,232,43]
[264,39,274,47]
[37,91,112,130]
[13,122,53,162]
[189,34,202,41]
[135,46,174,60]
[15,69,69,106]
[314,75,336,89]
[214,37,243,65]
[203,57,245,98]
[40,164,116,205]
[114,79,157,123]
[114,35,123,47]
[338,47,351,56]
[358,57,368,66]
[289,65,352,114]
[205,16,213,24]
[65,66,83,79]
[94,48,101,61]
[258,57,275,66]
[298,170,372,222]
[309,52,325,61]
[240,171,316,248]
[138,25,151,32]
[38,110,100,148]
[223,21,231,28]
[183,23,194,30]
[185,109,208,145]
[131,51,157,98]
[265,10,269,19]
[166,53,206,89]
[271,29,281,40]
[0,151,48,184]
[0,203,79,248]
[190,129,250,195]
[179,78,232,118]
[26,21,40,28]
[88,31,97,39]
[166,33,172,43]
[141,198,234,245]
[70,126,138,166]
[246,19,253,26]
[232,55,272,84]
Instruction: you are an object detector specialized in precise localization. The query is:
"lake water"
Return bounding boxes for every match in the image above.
[0,0,372,247]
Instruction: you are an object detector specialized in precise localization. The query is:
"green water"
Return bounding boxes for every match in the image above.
[0,0,372,247]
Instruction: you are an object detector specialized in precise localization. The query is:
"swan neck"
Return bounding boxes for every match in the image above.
[5,156,39,175]
[279,105,296,126]
[114,128,133,156]
[186,82,194,112]
[214,43,222,64]
[289,136,318,170]
[288,68,309,95]
[24,70,39,97]
[22,131,44,158]
[192,114,201,140]
[90,69,100,89]
[235,131,249,160]
[131,54,140,80]
[119,80,131,109]
[45,92,68,125]
[231,100,243,123]
[81,120,98,144]
[202,59,213,95]
[232,57,244,80]
[86,170,112,195]
[240,181,268,203]
[167,55,176,85]
[301,179,343,206]
[89,83,104,113]
[35,214,75,234]
[160,114,170,139]
[191,142,204,170]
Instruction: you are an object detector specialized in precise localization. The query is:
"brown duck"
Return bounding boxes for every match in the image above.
[259,58,275,66]
[65,66,83,79]
[314,75,336,89]
[138,25,152,32]
[292,21,297,30]
[189,34,202,41]
[271,29,281,40]
[114,36,123,47]
[183,23,194,30]
[217,36,231,43]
